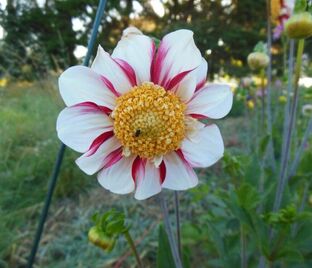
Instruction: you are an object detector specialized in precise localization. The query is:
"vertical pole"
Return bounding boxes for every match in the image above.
[27,1,108,267]
[265,0,276,171]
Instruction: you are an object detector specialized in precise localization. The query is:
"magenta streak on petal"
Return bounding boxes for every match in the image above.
[151,41,169,85]
[73,101,112,115]
[159,161,166,184]
[115,58,137,87]
[102,147,123,169]
[100,75,120,97]
[176,149,194,169]
[165,69,192,91]
[85,131,114,157]
[131,157,147,183]
[189,113,207,120]
[195,79,206,92]
[131,157,141,182]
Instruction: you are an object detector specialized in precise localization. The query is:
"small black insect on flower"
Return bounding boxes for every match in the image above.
[134,129,141,137]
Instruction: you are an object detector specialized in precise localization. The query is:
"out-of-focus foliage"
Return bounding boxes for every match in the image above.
[0,0,269,79]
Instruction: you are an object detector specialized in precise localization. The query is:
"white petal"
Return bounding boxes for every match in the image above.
[75,136,121,175]
[91,46,133,94]
[134,160,162,200]
[97,156,136,194]
[181,124,224,168]
[122,26,143,36]
[152,29,202,87]
[184,117,205,142]
[187,84,233,119]
[174,73,197,102]
[162,152,198,190]
[112,32,154,85]
[56,103,113,153]
[195,58,208,90]
[59,66,116,108]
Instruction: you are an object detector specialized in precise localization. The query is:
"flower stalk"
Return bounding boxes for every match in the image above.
[160,193,183,268]
[281,40,295,165]
[124,231,143,268]
[240,225,247,268]
[174,191,182,257]
[260,68,266,130]
[265,0,276,171]
[273,38,305,212]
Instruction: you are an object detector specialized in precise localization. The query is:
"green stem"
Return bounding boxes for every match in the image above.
[160,193,183,268]
[174,191,182,258]
[240,225,247,268]
[124,231,143,268]
[273,39,305,213]
[260,68,266,130]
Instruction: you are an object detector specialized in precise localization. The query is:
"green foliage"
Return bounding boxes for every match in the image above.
[0,82,91,264]
[253,41,268,54]
[156,225,175,268]
[294,0,308,13]
[91,209,129,236]
[0,0,270,79]
[88,209,129,252]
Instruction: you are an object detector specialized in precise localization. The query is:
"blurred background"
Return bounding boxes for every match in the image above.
[0,0,312,268]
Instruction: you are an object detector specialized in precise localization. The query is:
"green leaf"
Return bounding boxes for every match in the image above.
[259,134,270,157]
[157,225,175,268]
[294,0,307,13]
[275,247,304,262]
[253,41,267,53]
[181,223,202,245]
[106,219,126,235]
[236,183,261,210]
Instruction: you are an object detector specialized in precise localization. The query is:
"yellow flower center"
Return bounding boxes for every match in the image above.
[113,82,186,159]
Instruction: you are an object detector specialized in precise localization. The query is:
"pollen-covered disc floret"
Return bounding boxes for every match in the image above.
[113,82,186,159]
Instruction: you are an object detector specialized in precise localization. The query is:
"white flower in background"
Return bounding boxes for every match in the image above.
[302,104,312,117]
[56,27,233,200]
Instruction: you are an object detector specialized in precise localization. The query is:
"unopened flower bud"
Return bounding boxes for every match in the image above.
[247,52,269,70]
[246,100,255,110]
[88,226,116,251]
[285,12,312,39]
[278,95,287,104]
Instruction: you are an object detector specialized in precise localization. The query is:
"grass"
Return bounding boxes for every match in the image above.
[0,78,250,267]
[0,79,94,267]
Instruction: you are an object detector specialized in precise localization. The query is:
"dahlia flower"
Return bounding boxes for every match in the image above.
[56,27,233,200]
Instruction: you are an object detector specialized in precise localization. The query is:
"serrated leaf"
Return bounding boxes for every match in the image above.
[236,183,261,210]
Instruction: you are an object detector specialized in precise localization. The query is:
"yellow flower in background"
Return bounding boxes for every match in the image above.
[271,0,282,24]
[0,78,8,87]
[247,100,255,110]
[279,96,287,103]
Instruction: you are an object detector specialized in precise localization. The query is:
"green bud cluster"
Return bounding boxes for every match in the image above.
[88,209,129,252]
